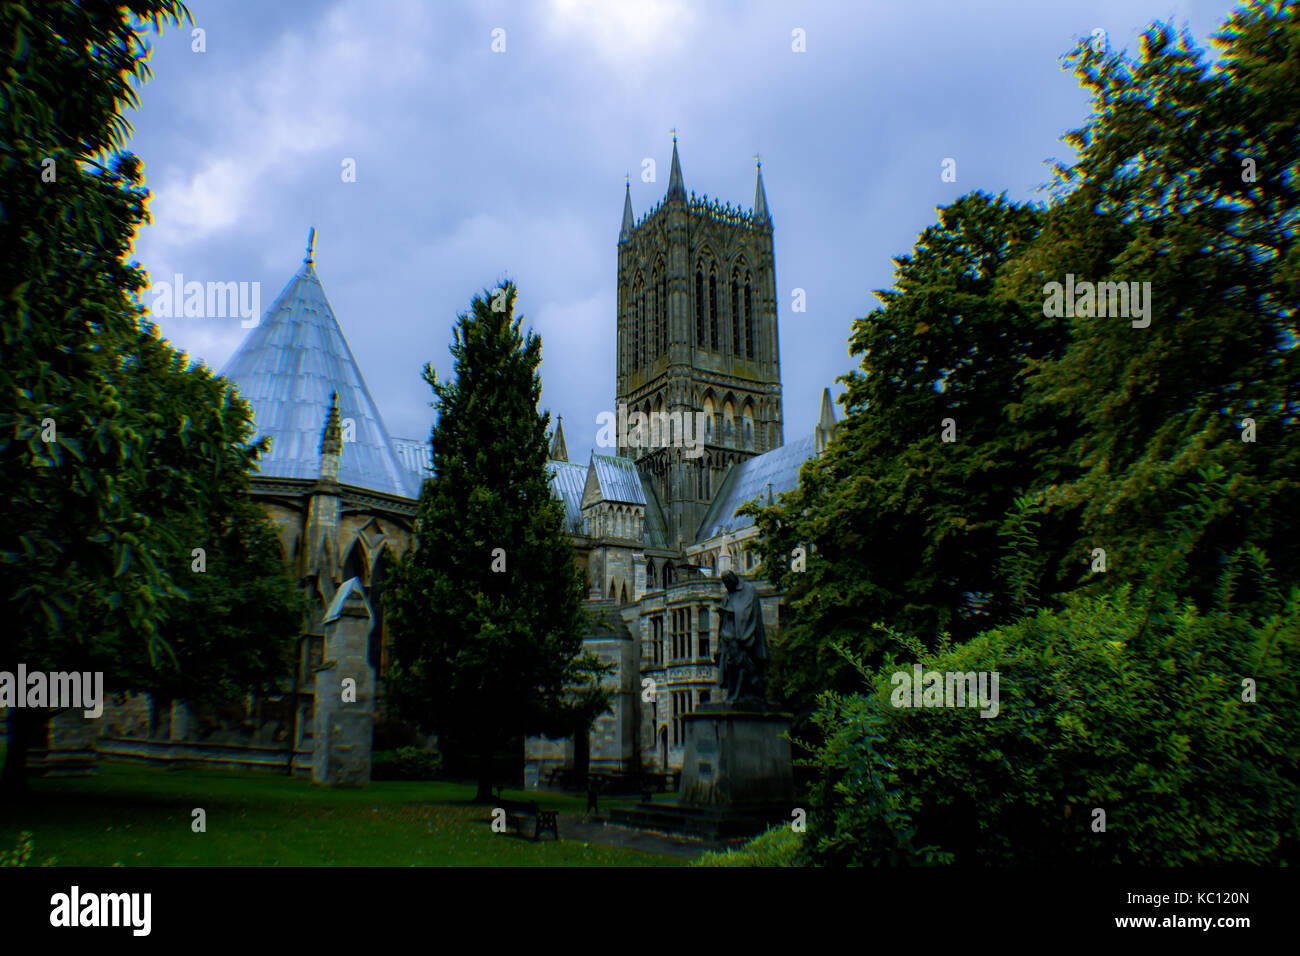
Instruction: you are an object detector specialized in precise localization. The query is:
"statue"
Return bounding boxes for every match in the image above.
[714,570,768,704]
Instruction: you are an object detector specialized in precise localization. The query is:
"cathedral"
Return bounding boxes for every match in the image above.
[529,139,836,784]
[50,141,835,782]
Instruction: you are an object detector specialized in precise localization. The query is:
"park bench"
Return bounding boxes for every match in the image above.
[500,798,559,841]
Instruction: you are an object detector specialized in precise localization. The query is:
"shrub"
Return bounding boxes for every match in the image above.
[806,586,1300,865]
[694,825,804,867]
[371,746,442,781]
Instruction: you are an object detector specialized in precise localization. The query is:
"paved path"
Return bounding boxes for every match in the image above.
[558,812,729,862]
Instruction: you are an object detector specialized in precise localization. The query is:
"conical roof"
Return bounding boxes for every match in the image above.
[219,244,416,499]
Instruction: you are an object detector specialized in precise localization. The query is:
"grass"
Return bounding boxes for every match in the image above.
[0,755,678,867]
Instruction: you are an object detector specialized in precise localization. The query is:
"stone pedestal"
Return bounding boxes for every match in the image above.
[679,702,793,808]
[312,577,375,787]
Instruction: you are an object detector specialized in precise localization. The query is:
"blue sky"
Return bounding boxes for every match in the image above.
[124,0,1246,462]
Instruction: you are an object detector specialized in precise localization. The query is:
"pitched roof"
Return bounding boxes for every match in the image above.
[219,252,417,499]
[547,460,588,534]
[696,435,816,541]
[587,454,646,505]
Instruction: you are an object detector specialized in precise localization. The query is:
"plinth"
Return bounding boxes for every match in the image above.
[678,702,794,808]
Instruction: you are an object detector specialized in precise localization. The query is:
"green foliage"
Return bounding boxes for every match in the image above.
[743,193,1075,735]
[385,283,610,796]
[371,746,443,781]
[693,825,805,867]
[806,586,1300,865]
[0,0,301,790]
[0,831,56,867]
[1008,7,1300,611]
[745,2,1300,756]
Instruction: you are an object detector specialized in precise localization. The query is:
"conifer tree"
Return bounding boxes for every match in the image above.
[385,283,607,802]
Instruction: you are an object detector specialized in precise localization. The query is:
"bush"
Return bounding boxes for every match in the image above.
[806,586,1300,865]
[694,825,804,867]
[371,746,442,781]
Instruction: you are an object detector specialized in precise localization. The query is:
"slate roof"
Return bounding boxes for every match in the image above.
[219,255,418,499]
[696,435,816,541]
[590,455,646,505]
[547,460,588,534]
[640,473,669,549]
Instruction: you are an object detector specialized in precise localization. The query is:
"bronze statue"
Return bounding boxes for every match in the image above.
[714,569,768,703]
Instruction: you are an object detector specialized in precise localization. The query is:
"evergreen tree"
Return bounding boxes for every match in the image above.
[385,283,607,802]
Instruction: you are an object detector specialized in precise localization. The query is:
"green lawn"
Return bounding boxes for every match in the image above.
[0,755,677,867]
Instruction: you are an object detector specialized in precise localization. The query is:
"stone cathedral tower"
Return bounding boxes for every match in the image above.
[616,139,785,545]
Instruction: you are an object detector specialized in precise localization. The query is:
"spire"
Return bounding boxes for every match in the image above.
[320,390,343,481]
[814,387,837,455]
[666,132,685,201]
[620,179,634,241]
[305,226,316,265]
[753,159,770,224]
[550,416,569,462]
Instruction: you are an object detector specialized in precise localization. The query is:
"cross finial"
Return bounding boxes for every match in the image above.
[670,127,678,143]
[754,152,761,169]
[305,227,316,264]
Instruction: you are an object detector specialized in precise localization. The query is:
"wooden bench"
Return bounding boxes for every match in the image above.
[499,799,559,841]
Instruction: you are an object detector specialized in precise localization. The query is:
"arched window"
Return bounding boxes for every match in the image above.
[731,268,742,357]
[744,278,755,359]
[658,270,667,355]
[637,289,645,370]
[708,268,719,351]
[647,560,656,589]
[695,270,705,347]
[649,269,659,360]
[703,395,715,442]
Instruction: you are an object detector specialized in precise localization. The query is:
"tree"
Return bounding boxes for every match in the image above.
[1009,9,1300,615]
[743,193,1074,732]
[0,1,301,793]
[385,283,608,802]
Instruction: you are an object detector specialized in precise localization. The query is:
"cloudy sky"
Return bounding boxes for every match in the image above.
[125,0,1245,462]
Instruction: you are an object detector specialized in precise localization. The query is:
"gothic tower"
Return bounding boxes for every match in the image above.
[616,139,784,545]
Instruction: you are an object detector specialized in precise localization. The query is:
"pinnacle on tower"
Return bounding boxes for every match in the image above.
[320,390,343,480]
[620,179,634,241]
[753,160,770,224]
[550,415,569,462]
[666,134,685,201]
[814,387,837,455]
[305,226,317,265]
